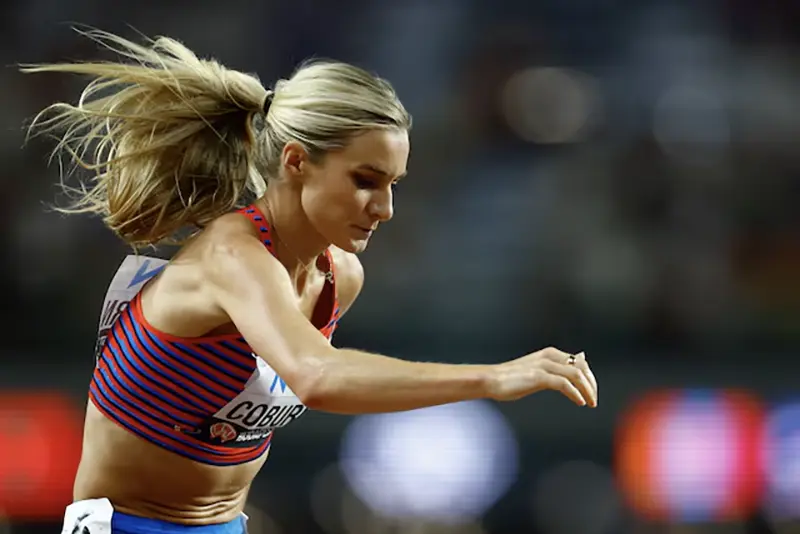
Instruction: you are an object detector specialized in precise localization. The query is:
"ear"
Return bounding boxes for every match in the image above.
[280,141,309,181]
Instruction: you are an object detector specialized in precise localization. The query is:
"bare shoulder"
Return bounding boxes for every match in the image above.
[202,211,260,242]
[194,211,267,263]
[329,247,365,315]
[194,211,284,285]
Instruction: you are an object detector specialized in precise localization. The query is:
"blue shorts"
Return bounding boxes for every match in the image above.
[62,498,247,534]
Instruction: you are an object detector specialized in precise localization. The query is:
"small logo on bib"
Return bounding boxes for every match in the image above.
[209,422,238,443]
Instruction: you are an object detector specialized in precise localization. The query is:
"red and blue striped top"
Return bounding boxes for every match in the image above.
[89,205,340,465]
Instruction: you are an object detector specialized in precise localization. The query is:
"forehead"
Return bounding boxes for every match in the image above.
[337,129,409,175]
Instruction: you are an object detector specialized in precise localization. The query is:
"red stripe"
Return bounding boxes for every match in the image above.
[89,384,199,455]
[100,341,208,417]
[96,356,204,426]
[169,341,253,388]
[89,384,222,458]
[92,377,252,458]
[120,312,238,402]
[90,384,271,465]
[224,337,257,355]
[108,327,219,413]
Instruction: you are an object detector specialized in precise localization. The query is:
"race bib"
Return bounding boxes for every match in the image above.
[181,357,307,447]
[62,498,113,534]
[94,255,167,362]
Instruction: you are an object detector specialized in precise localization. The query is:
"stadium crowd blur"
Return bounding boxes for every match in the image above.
[0,1,797,533]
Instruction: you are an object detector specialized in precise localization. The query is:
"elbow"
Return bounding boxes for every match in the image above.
[288,354,333,410]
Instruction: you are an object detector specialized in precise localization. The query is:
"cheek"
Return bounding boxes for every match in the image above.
[301,179,364,226]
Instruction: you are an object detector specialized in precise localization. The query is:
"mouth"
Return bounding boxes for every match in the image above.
[353,225,375,237]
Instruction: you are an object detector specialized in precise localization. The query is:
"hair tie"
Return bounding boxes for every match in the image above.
[262,91,274,114]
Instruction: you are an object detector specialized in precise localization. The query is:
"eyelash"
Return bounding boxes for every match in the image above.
[352,174,399,191]
[353,175,374,189]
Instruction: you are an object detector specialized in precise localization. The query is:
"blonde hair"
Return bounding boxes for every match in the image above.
[21,28,411,247]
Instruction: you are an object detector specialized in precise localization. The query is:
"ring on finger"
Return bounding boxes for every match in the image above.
[567,355,577,366]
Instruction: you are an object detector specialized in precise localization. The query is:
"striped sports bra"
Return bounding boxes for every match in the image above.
[89,205,340,465]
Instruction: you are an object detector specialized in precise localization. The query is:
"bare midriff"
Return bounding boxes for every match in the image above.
[73,401,268,525]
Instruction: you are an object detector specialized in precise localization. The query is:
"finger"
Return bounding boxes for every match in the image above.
[539,346,573,363]
[537,348,597,407]
[543,374,586,406]
[573,352,598,407]
[542,360,595,407]
[583,358,598,403]
[569,364,596,408]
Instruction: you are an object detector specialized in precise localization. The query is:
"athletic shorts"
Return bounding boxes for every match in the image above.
[61,498,248,534]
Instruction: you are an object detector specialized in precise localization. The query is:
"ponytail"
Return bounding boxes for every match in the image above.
[21,29,269,247]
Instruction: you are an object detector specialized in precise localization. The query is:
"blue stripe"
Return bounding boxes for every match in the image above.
[90,385,223,465]
[97,359,198,428]
[217,340,256,361]
[170,342,246,387]
[198,342,255,373]
[90,381,189,451]
[90,384,191,456]
[120,317,222,406]
[102,345,205,418]
[91,384,271,467]
[134,320,238,398]
[94,372,178,436]
[92,377,234,458]
[109,329,210,414]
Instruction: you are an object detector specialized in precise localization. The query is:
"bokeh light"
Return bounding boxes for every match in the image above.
[615,389,764,523]
[763,399,800,521]
[338,400,519,524]
[0,391,83,520]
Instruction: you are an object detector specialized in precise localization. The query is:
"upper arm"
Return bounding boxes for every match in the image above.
[330,247,365,317]
[200,215,332,393]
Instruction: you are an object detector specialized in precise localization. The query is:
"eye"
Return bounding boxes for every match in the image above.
[351,173,377,189]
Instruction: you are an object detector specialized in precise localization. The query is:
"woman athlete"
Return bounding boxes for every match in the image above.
[22,29,598,534]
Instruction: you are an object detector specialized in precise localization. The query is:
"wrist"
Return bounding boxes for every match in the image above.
[472,364,496,400]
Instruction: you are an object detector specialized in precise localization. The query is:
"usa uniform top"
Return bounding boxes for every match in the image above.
[89,204,341,466]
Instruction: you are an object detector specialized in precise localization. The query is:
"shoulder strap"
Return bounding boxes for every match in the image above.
[238,205,277,255]
[238,204,339,333]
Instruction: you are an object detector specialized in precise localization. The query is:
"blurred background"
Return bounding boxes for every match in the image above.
[0,0,798,533]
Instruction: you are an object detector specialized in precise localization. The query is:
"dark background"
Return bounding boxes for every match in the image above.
[0,1,798,533]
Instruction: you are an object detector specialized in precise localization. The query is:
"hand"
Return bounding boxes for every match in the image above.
[487,348,598,407]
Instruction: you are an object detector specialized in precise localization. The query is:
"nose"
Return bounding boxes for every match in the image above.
[368,189,394,223]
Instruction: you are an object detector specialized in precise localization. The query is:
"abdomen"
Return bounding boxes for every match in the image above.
[73,401,268,525]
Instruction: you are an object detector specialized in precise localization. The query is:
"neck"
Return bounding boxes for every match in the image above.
[255,186,329,285]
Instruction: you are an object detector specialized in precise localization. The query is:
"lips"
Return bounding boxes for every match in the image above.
[354,225,375,236]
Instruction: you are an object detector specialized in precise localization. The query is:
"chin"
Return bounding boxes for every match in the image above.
[336,237,368,254]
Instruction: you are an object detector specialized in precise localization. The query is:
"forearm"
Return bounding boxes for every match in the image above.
[298,348,492,414]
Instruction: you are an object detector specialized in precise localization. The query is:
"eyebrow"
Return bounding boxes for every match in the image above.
[356,164,407,179]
